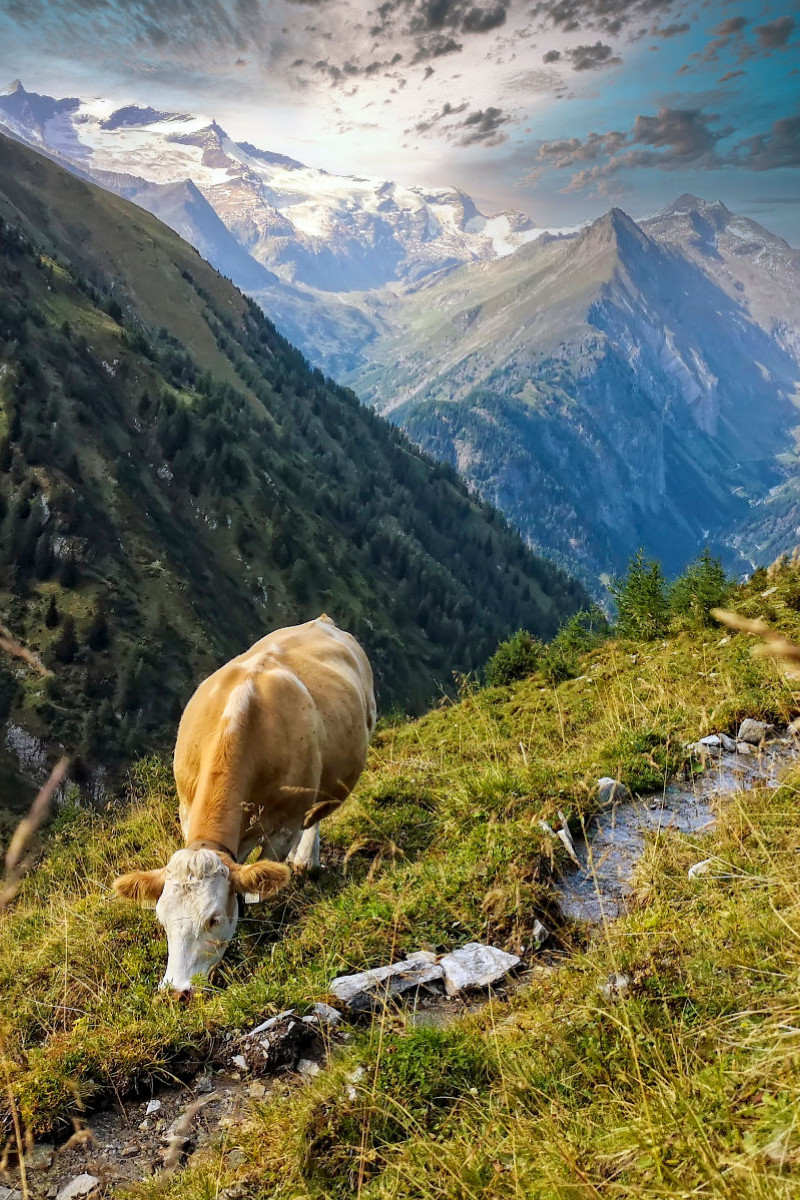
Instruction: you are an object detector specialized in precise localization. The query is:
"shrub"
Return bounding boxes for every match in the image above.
[485,629,543,686]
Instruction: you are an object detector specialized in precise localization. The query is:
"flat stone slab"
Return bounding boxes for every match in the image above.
[56,1176,99,1200]
[330,951,444,1010]
[438,943,521,996]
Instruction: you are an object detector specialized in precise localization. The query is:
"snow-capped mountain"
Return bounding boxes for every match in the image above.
[0,80,545,297]
[346,202,800,586]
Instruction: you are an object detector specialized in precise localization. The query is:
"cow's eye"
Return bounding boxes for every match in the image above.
[208,915,220,929]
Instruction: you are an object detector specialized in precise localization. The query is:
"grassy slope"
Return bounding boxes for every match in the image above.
[2,564,800,1198]
[0,131,586,784]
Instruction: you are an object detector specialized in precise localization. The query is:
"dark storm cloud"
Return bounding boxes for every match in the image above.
[542,48,560,62]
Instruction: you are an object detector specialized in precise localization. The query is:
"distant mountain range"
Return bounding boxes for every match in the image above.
[4,80,799,588]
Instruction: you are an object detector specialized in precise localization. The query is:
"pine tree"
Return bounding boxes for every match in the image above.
[52,615,77,663]
[44,594,59,628]
[611,550,670,640]
[670,548,728,626]
[86,601,111,652]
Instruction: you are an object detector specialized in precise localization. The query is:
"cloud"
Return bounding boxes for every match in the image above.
[718,70,745,83]
[458,105,509,144]
[652,21,690,39]
[737,111,800,171]
[681,12,796,75]
[530,105,742,191]
[413,99,509,144]
[754,15,795,51]
[530,0,681,39]
[566,41,621,71]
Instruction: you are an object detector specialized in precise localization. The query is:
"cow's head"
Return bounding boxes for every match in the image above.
[113,849,290,996]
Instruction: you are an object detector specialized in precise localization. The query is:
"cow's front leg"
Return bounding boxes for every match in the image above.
[287,823,320,872]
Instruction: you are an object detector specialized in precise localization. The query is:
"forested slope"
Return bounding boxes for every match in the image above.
[0,131,587,789]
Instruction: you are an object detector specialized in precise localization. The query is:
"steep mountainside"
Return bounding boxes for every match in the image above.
[0,130,587,795]
[348,203,800,588]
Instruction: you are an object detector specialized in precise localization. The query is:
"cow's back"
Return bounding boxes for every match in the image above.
[174,617,375,846]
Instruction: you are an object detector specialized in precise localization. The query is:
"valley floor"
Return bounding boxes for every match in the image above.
[3,563,800,1197]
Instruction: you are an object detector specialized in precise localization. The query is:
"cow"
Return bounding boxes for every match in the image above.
[112,616,376,997]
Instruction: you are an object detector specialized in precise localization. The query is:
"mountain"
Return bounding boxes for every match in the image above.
[0,129,588,797]
[345,201,800,588]
[0,81,544,288]
[0,81,574,375]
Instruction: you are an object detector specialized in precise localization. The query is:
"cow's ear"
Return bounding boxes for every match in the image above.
[229,859,291,899]
[112,868,167,907]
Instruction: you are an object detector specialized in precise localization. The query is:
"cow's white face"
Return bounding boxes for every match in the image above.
[113,849,291,997]
[156,850,238,994]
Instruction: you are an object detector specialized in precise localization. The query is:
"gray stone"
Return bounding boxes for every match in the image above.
[56,1176,100,1200]
[438,943,521,996]
[245,1010,295,1038]
[330,952,444,1010]
[145,1099,162,1115]
[27,1142,55,1170]
[601,973,630,1001]
[719,733,737,753]
[312,1001,342,1024]
[736,741,753,755]
[597,777,631,806]
[531,919,550,948]
[1,1187,23,1200]
[738,718,776,745]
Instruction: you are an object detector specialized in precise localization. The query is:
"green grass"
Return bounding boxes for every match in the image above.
[3,565,800,1196]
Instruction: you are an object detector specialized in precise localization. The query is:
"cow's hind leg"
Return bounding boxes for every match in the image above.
[287,823,320,872]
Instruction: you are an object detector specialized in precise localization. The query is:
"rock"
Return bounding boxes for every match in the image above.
[532,919,550,948]
[438,943,521,996]
[688,859,714,879]
[736,741,753,755]
[194,1070,215,1094]
[297,1058,321,1077]
[737,718,775,745]
[120,1145,139,1159]
[601,973,630,1001]
[597,777,631,806]
[245,1010,295,1038]
[719,733,737,753]
[312,1001,343,1025]
[27,1142,55,1170]
[226,1012,317,1075]
[56,1175,100,1200]
[145,1099,162,1115]
[1,1187,23,1200]
[330,951,445,1011]
[226,1150,248,1169]
[247,1081,268,1100]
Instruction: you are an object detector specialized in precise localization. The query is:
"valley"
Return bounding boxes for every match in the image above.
[3,81,798,593]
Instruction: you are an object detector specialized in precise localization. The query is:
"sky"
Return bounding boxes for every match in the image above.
[1,0,798,240]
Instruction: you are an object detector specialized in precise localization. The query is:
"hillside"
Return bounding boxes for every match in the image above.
[0,130,587,797]
[2,556,800,1197]
[348,204,800,589]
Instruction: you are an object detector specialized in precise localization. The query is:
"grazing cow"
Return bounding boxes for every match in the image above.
[113,616,376,996]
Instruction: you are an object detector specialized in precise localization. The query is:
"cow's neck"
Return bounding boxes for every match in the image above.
[185,753,245,862]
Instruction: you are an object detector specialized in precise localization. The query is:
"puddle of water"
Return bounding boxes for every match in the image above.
[557,742,795,924]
